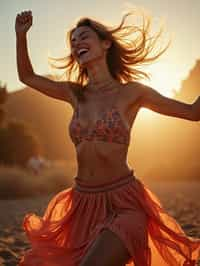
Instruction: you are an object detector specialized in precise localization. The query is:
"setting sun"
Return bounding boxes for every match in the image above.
[137,60,181,119]
[142,61,182,98]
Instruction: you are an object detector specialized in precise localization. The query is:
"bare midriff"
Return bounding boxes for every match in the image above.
[75,140,132,183]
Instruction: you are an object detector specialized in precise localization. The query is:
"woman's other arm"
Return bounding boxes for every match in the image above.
[132,81,200,121]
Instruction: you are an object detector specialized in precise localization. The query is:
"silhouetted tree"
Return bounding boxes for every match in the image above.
[0,81,8,126]
[0,119,43,167]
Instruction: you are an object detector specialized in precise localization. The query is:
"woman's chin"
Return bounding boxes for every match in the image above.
[78,57,93,67]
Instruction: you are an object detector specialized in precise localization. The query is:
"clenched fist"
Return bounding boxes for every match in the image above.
[15,10,33,35]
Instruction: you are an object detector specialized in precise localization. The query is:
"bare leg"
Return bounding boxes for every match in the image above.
[80,228,131,266]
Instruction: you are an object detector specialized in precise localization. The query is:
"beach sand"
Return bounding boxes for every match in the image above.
[0,180,199,265]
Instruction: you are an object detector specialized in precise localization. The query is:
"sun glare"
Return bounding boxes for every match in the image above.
[142,61,182,98]
[138,60,184,120]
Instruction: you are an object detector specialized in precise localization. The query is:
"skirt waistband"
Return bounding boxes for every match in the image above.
[73,169,136,193]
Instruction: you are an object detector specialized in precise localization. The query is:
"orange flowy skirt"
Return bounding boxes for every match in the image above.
[19,169,200,266]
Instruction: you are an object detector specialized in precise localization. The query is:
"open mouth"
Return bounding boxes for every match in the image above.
[78,48,90,58]
[79,51,89,58]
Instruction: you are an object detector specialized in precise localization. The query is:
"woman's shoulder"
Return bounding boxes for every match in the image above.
[122,81,143,100]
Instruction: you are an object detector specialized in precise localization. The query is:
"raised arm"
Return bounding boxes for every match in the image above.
[15,10,78,107]
[133,81,200,121]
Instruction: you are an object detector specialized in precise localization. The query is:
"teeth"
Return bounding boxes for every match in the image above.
[78,48,89,56]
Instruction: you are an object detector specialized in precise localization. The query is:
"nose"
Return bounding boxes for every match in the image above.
[73,41,85,49]
[71,42,81,55]
[71,36,82,47]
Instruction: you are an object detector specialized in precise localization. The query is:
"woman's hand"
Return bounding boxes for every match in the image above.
[15,10,33,35]
[192,96,200,121]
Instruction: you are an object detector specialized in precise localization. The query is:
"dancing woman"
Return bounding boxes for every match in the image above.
[15,8,200,266]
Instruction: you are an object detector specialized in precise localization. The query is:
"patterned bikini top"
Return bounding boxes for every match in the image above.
[69,88,131,146]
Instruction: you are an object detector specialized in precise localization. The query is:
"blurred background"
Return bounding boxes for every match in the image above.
[0,0,200,197]
[0,1,200,265]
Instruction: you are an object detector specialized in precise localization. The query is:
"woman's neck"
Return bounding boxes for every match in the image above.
[86,79,119,93]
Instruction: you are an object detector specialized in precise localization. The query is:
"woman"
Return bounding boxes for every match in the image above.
[15,9,200,266]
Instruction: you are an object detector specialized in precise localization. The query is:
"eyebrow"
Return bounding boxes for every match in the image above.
[71,30,90,42]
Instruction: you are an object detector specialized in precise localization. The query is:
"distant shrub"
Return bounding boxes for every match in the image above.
[0,81,8,126]
[0,119,43,167]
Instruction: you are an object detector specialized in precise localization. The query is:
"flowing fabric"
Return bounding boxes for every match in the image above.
[19,169,200,266]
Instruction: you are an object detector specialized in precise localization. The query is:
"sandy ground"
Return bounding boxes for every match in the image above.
[0,180,199,266]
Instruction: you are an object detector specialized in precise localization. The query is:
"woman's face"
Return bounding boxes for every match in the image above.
[70,25,111,67]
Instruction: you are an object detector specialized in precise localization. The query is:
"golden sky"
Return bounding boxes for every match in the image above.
[1,0,200,96]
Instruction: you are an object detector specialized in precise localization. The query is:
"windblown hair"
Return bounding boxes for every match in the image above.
[48,8,171,101]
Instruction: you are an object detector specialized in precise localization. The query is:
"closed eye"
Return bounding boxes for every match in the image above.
[71,35,89,44]
[81,36,88,40]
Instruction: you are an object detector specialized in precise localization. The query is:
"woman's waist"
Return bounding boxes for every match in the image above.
[77,150,128,169]
[76,141,128,159]
[74,166,135,187]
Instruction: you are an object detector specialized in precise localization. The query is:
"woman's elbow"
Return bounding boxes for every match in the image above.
[18,71,34,84]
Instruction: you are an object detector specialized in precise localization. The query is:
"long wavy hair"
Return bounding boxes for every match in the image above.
[48,8,171,101]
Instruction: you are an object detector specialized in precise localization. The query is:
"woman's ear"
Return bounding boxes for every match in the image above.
[102,39,112,50]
